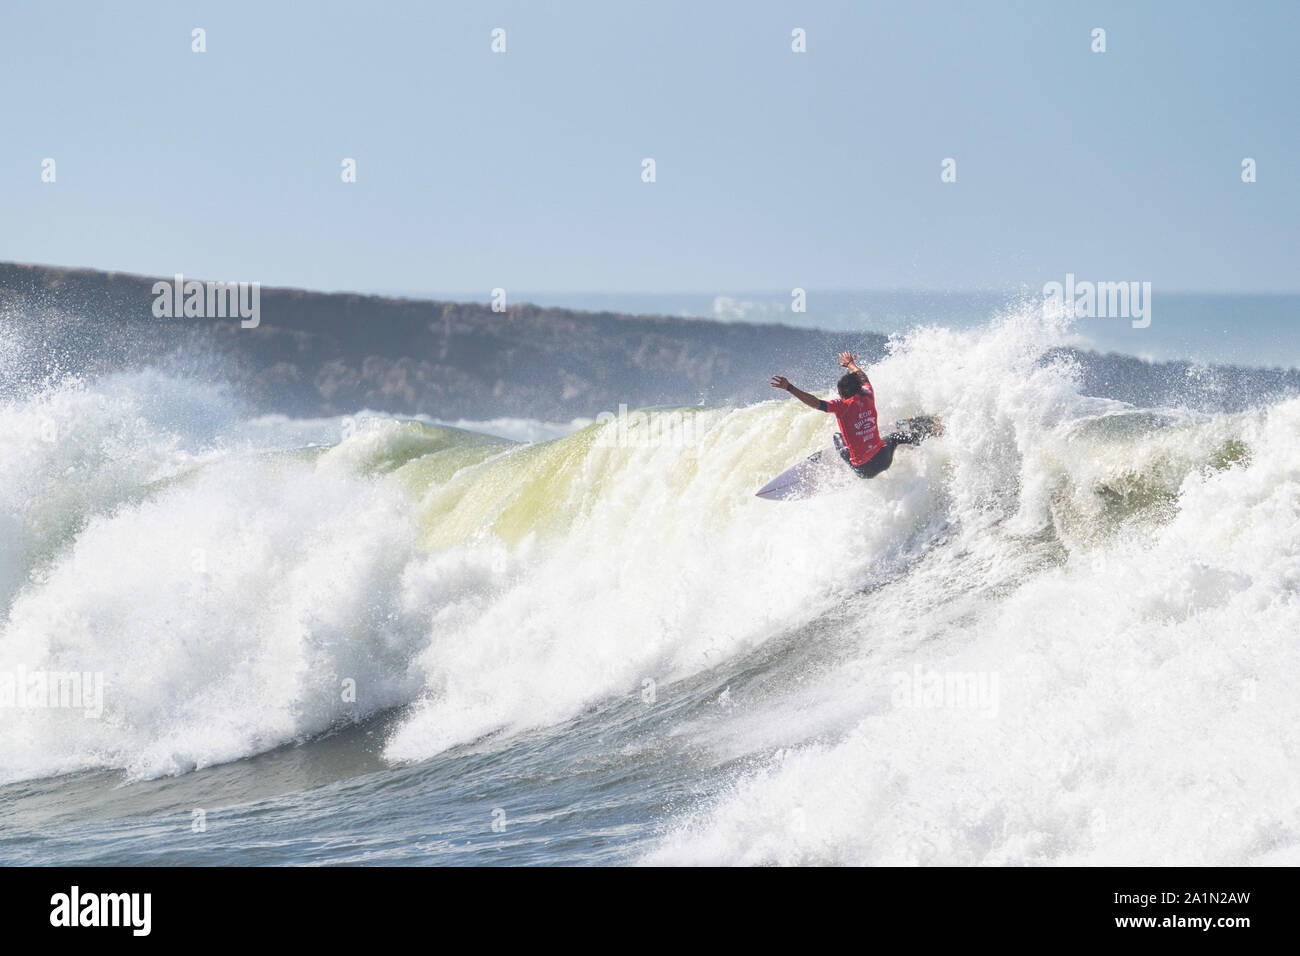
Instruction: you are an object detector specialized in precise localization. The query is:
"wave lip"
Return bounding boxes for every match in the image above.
[0,410,436,783]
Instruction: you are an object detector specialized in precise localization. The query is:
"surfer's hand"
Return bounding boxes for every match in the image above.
[837,351,868,384]
[770,375,791,391]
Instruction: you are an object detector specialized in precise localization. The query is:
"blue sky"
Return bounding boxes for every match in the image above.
[2,0,1297,295]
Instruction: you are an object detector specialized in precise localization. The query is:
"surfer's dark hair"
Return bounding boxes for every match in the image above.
[837,373,863,399]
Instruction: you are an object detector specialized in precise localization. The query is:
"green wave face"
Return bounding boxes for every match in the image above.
[407,410,715,549]
[337,402,1267,564]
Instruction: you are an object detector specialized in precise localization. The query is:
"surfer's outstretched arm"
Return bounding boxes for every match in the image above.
[837,351,869,385]
[770,376,828,412]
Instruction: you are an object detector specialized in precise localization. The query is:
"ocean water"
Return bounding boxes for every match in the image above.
[419,289,1300,371]
[2,302,1300,866]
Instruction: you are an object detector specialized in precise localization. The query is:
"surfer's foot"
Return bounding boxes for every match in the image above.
[932,416,945,437]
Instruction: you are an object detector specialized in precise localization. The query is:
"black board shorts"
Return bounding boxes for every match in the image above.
[835,416,937,479]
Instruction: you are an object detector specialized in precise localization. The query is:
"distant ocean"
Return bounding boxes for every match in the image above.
[406,290,1300,371]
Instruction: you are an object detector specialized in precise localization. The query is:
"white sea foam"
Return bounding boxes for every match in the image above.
[2,303,1297,869]
[642,338,1300,865]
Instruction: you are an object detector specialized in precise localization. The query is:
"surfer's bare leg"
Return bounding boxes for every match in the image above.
[886,416,941,446]
[838,416,945,480]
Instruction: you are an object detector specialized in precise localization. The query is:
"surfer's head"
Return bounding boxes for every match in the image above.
[837,373,863,399]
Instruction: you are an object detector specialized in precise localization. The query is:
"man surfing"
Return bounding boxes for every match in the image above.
[770,352,941,479]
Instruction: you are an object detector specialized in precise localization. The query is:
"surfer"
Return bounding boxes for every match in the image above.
[770,352,941,479]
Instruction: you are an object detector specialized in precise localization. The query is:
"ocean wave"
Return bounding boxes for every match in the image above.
[1,299,1296,875]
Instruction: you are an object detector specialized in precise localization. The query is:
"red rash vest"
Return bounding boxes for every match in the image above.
[823,384,885,465]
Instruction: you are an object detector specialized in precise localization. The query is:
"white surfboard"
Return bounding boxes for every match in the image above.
[754,445,846,500]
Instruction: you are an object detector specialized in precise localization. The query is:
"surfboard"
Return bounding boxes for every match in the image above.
[754,445,845,500]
